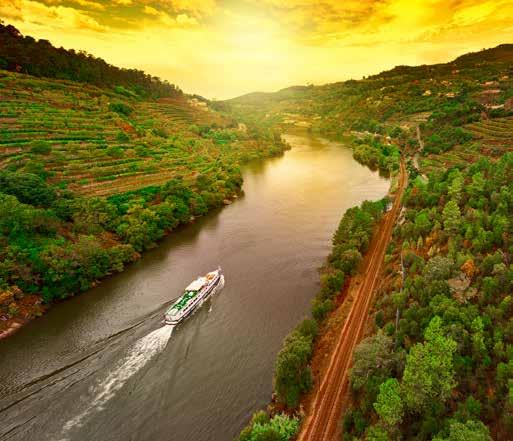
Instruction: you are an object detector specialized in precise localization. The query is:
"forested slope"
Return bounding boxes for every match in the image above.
[225,45,513,441]
[0,22,180,98]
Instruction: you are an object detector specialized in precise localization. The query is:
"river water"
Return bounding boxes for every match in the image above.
[0,133,388,441]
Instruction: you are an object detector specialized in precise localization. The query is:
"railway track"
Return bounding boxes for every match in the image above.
[298,160,407,441]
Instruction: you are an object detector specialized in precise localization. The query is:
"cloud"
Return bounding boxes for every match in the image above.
[1,0,108,32]
[72,0,106,11]
[0,0,24,20]
[162,0,217,17]
[176,13,198,25]
[143,4,159,15]
[143,3,198,27]
[3,0,513,99]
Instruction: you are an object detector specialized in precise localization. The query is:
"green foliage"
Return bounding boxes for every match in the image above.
[71,197,117,234]
[116,204,163,252]
[116,131,130,142]
[152,127,169,138]
[0,23,182,98]
[374,378,404,426]
[350,333,402,392]
[424,127,473,154]
[401,317,457,412]
[0,171,56,207]
[365,425,391,441]
[352,137,401,175]
[274,329,314,408]
[236,413,299,441]
[107,146,124,157]
[311,297,333,322]
[39,236,135,301]
[432,420,492,441]
[30,140,52,155]
[423,256,454,282]
[442,200,461,235]
[109,102,133,116]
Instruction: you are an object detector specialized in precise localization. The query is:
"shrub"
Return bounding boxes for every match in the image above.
[0,171,56,207]
[107,146,124,158]
[152,127,169,138]
[236,413,299,441]
[109,102,133,116]
[274,330,314,408]
[116,131,130,142]
[30,140,52,155]
[312,297,334,322]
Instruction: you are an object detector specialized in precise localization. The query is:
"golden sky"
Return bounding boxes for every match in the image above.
[2,0,513,98]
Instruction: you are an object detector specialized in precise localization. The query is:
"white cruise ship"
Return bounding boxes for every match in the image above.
[164,268,225,325]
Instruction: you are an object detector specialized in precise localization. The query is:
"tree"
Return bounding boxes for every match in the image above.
[448,174,464,203]
[116,204,163,251]
[432,420,491,441]
[237,413,299,441]
[330,248,362,274]
[0,171,56,207]
[350,333,401,391]
[470,317,487,361]
[366,425,391,441]
[374,378,404,426]
[71,197,116,234]
[414,211,432,237]
[320,269,345,299]
[402,316,457,412]
[274,331,313,408]
[423,256,454,283]
[443,200,461,235]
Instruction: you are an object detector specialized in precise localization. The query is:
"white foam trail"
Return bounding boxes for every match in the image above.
[60,325,174,438]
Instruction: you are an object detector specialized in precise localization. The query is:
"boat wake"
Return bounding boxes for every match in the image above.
[59,325,174,439]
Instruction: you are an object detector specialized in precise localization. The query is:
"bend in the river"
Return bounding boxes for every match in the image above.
[0,133,389,441]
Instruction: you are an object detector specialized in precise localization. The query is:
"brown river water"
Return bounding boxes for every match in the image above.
[0,133,388,441]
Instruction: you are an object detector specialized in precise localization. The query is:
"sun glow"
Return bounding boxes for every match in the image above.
[2,0,513,98]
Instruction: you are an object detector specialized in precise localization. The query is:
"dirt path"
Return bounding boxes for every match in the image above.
[297,160,407,441]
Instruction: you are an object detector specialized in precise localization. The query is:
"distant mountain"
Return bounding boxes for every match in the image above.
[227,44,513,103]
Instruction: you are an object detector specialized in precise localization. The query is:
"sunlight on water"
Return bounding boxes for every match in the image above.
[59,325,174,439]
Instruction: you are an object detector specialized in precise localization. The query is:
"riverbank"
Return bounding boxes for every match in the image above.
[234,161,401,440]
[297,160,407,441]
[0,133,390,441]
[0,149,288,341]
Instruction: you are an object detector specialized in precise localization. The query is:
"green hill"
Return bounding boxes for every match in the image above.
[225,44,513,441]
[0,26,287,335]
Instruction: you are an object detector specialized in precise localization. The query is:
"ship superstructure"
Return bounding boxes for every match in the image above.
[164,268,224,325]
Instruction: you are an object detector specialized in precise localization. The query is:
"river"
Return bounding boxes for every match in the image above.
[0,133,389,441]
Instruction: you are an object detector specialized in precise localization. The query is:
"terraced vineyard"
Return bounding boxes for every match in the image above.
[467,116,513,156]
[419,142,481,174]
[0,70,269,198]
[0,68,288,331]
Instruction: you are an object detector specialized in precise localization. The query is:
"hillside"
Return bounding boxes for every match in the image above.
[0,22,180,98]
[228,45,513,441]
[223,44,513,136]
[0,32,287,338]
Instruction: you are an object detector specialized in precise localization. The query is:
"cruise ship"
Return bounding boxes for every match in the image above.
[164,268,225,325]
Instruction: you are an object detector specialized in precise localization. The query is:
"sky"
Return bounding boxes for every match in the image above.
[2,0,513,99]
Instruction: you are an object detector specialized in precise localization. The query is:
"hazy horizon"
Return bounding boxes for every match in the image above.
[2,1,513,99]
